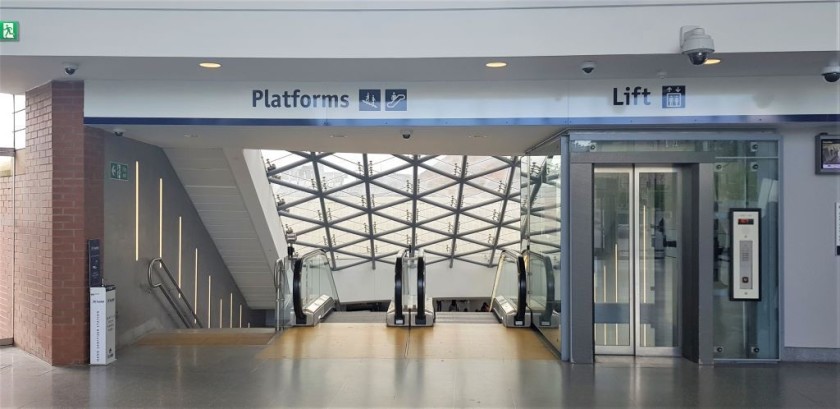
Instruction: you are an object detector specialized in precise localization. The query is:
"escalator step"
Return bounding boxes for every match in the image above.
[434,312,497,324]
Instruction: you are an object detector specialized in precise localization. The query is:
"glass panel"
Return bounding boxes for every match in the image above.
[491,251,522,305]
[0,94,12,149]
[593,171,632,349]
[712,143,779,359]
[637,171,680,349]
[320,152,365,176]
[300,251,338,304]
[13,130,25,150]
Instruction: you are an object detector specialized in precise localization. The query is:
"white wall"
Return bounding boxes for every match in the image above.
[782,126,840,349]
[1,2,837,58]
[332,259,496,303]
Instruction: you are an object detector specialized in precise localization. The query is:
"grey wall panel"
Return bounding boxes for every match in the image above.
[569,163,594,363]
[781,129,840,350]
[103,134,252,348]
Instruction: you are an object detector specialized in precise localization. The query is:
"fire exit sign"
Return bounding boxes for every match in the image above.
[1,21,19,41]
[109,162,129,181]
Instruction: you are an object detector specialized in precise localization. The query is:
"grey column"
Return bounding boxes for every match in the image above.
[569,162,594,364]
[681,163,714,364]
[560,138,571,361]
[696,163,715,364]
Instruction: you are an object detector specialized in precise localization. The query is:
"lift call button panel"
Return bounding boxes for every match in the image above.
[731,209,760,301]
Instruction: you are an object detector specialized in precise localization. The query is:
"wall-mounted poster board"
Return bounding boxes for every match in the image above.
[815,133,840,174]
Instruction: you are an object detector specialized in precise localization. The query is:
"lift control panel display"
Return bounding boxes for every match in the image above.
[731,209,761,301]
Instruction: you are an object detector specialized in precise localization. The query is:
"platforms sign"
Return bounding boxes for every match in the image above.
[0,21,19,41]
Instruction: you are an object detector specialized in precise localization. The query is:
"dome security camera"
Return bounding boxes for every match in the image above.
[63,63,79,75]
[113,128,125,137]
[580,61,596,75]
[680,26,715,65]
[401,129,413,140]
[821,64,840,83]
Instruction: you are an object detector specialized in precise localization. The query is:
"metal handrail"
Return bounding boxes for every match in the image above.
[273,257,284,331]
[148,258,203,328]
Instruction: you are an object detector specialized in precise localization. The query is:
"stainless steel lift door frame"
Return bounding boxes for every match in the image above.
[568,148,715,364]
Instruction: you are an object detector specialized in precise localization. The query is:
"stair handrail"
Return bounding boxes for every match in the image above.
[273,257,284,331]
[148,257,203,328]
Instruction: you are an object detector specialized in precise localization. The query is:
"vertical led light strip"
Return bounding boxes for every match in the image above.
[219,298,223,328]
[229,293,233,328]
[178,217,182,297]
[239,305,243,328]
[158,178,163,258]
[135,161,139,261]
[194,249,198,324]
[207,276,212,328]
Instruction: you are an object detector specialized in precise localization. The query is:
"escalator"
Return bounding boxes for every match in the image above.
[386,248,434,327]
[523,249,560,329]
[490,250,531,328]
[291,249,340,326]
[490,249,560,330]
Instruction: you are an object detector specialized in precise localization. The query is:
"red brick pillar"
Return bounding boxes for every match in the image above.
[14,81,103,365]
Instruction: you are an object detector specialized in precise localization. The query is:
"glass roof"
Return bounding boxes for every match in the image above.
[264,151,521,271]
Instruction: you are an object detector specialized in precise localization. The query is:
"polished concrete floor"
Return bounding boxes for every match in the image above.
[1,324,839,408]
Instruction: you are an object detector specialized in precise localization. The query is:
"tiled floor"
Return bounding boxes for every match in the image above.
[1,325,838,408]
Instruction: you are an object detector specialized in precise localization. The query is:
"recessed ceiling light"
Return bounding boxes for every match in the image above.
[470,134,487,138]
[485,61,508,68]
[330,134,346,138]
[184,134,199,138]
[199,62,222,69]
[702,58,721,65]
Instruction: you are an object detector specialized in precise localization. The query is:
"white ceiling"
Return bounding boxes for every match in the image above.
[165,148,277,309]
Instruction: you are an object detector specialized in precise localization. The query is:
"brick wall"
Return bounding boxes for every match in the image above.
[15,83,55,361]
[11,81,103,365]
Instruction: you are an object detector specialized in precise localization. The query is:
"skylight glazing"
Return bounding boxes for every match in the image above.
[264,151,521,270]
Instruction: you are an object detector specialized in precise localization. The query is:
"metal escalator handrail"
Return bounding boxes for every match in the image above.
[292,257,304,324]
[514,254,527,324]
[394,255,404,323]
[416,253,427,325]
[148,258,203,328]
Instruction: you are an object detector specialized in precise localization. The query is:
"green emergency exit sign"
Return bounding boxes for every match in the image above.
[110,162,129,181]
[1,21,19,41]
